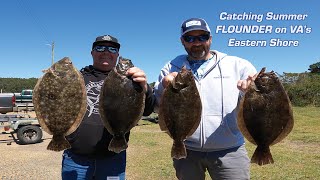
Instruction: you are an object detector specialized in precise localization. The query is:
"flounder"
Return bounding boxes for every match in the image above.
[33,57,87,151]
[99,57,145,153]
[238,67,294,165]
[158,66,202,159]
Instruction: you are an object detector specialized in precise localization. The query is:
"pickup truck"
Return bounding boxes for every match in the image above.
[14,89,33,103]
[0,93,16,114]
[0,90,34,114]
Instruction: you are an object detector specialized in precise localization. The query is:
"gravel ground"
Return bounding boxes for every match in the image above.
[0,127,62,179]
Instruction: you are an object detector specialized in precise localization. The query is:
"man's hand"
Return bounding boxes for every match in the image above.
[237,74,257,92]
[162,72,178,88]
[126,67,148,92]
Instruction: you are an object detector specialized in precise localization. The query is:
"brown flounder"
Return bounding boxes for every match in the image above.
[99,57,145,153]
[158,66,202,159]
[33,57,87,151]
[238,67,294,165]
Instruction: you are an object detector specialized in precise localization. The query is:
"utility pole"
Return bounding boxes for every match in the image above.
[51,41,55,65]
[46,41,55,65]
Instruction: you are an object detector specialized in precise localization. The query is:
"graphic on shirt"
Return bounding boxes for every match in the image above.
[85,80,104,117]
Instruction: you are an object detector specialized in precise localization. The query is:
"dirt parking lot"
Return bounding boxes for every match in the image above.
[0,114,62,179]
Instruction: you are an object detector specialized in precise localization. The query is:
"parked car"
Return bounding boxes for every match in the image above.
[0,93,15,114]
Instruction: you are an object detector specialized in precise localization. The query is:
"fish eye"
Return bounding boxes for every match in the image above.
[47,94,56,100]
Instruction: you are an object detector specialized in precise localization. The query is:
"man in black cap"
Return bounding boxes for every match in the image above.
[61,35,155,180]
[154,18,257,179]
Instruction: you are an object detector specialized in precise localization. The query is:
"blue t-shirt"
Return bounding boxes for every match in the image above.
[188,55,215,79]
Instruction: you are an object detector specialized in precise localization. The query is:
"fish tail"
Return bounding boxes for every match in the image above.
[108,135,128,153]
[47,135,70,151]
[251,145,274,166]
[171,140,187,159]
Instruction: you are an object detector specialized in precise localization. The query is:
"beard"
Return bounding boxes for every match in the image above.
[185,45,208,60]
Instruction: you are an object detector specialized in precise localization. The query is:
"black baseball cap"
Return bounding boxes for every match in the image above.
[92,35,120,49]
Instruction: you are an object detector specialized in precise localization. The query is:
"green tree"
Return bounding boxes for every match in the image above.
[149,82,155,88]
[308,61,320,73]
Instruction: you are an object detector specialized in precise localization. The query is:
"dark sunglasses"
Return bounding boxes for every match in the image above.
[182,34,210,43]
[93,46,119,54]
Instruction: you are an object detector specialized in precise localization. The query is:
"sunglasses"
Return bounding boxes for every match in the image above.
[93,46,119,54]
[182,34,210,43]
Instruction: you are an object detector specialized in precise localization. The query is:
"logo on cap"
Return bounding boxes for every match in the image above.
[186,20,201,27]
[102,35,112,41]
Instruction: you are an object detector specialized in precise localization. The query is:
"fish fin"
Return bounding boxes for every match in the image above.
[42,69,48,73]
[36,117,53,135]
[257,67,266,76]
[187,109,202,137]
[33,103,53,135]
[271,103,294,146]
[171,140,187,159]
[250,67,266,92]
[108,135,128,153]
[158,114,170,133]
[42,67,54,74]
[47,135,70,151]
[251,145,274,166]
[237,99,257,145]
[65,77,87,136]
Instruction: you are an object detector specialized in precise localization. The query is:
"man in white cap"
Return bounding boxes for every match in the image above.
[154,18,257,179]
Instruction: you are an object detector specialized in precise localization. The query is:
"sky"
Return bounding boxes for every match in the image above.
[0,0,318,83]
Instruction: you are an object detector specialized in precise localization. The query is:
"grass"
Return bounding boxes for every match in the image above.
[126,107,320,180]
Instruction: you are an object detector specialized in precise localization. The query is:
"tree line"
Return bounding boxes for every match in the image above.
[0,62,319,107]
[0,78,38,93]
[281,62,320,107]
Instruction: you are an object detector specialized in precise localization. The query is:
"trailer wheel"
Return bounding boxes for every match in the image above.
[17,125,43,144]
